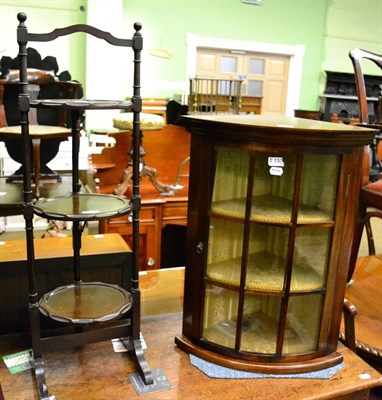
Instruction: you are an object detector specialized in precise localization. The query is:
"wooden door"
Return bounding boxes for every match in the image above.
[196,49,289,116]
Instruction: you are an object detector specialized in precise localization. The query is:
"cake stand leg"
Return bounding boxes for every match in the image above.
[127,288,154,385]
[30,306,53,400]
[34,358,52,400]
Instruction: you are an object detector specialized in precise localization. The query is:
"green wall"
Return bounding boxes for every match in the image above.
[0,0,87,89]
[1,0,382,114]
[324,0,382,73]
[121,0,328,110]
[321,0,382,95]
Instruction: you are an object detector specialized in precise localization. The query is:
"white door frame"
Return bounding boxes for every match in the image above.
[186,34,305,117]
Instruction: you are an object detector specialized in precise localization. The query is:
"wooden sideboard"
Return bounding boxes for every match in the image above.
[92,124,190,270]
[99,191,188,270]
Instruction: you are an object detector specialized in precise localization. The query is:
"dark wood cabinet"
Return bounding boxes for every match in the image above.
[175,114,376,373]
[319,71,382,123]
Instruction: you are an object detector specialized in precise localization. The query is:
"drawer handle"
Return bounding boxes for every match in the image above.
[196,242,204,254]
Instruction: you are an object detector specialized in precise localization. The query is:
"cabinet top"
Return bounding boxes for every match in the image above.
[181,114,377,147]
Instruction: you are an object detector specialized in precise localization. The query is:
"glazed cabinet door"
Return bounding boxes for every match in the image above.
[203,146,341,356]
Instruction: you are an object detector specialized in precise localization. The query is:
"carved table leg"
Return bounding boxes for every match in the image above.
[114,131,174,196]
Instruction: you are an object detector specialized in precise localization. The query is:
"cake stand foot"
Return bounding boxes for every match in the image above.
[132,338,154,385]
[34,357,55,400]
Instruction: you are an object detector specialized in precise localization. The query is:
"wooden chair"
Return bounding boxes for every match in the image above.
[347,48,382,281]
[341,255,382,368]
[342,299,358,353]
[340,48,382,370]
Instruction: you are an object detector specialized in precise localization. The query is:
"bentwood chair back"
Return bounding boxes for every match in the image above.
[348,48,382,281]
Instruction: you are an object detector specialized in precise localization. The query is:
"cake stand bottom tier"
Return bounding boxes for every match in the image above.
[39,282,132,324]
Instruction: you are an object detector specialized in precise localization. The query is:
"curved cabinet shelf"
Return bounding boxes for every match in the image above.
[33,193,131,221]
[206,252,325,292]
[203,310,316,355]
[211,195,334,225]
[39,282,133,324]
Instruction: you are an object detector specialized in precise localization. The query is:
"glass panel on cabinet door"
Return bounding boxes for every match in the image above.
[282,293,324,354]
[298,154,340,223]
[291,227,332,291]
[240,294,281,354]
[203,284,239,349]
[210,147,249,220]
[245,224,289,291]
[252,152,297,224]
[206,218,244,287]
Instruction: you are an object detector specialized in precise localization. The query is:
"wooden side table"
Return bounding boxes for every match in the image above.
[92,124,191,270]
[112,112,177,195]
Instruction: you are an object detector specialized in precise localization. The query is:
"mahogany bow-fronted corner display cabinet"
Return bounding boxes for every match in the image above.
[175,114,376,374]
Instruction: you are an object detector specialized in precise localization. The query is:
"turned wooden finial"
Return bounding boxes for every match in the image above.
[17,12,27,24]
[134,22,142,32]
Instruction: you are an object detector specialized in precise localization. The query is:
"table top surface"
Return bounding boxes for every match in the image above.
[0,175,76,216]
[134,268,382,399]
[0,261,381,399]
[182,113,379,133]
[0,233,131,263]
[0,124,71,138]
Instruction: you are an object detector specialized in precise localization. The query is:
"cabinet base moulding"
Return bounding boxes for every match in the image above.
[174,335,344,374]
